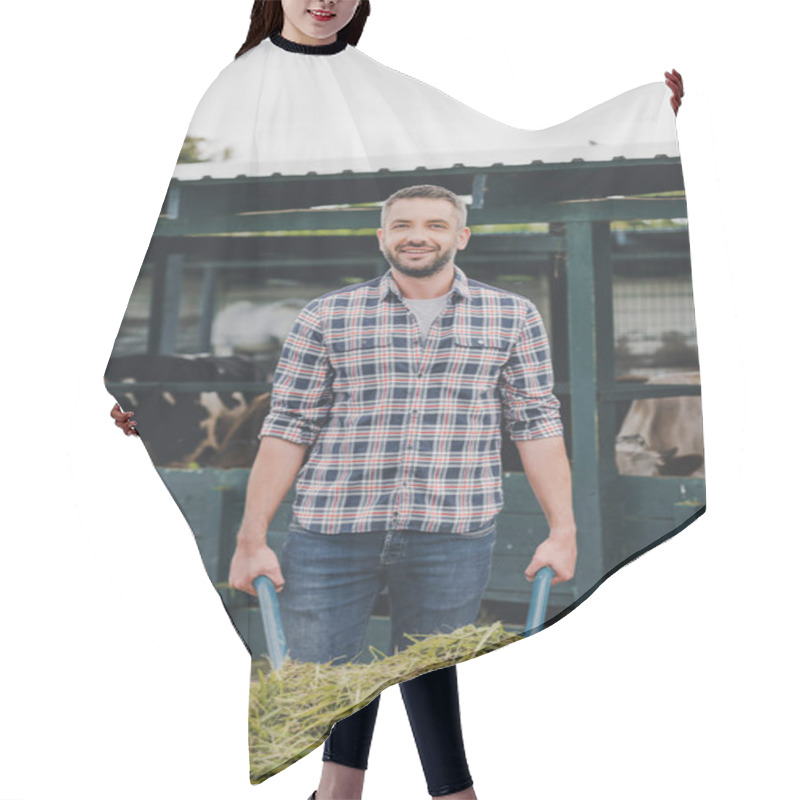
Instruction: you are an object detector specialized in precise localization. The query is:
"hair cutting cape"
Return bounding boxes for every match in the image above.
[104,33,704,783]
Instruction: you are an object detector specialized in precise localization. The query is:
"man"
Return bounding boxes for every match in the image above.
[228,183,577,663]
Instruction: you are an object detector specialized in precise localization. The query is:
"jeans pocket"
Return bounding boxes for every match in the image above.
[287,520,322,535]
[458,518,498,539]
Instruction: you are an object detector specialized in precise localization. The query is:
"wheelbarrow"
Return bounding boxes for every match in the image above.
[253,565,556,669]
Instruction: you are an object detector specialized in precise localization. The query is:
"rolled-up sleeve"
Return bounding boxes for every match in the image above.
[258,301,333,446]
[498,301,563,441]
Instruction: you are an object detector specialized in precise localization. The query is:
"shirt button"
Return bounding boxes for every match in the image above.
[477,338,485,345]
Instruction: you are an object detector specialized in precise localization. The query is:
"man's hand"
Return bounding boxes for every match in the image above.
[228,539,285,597]
[515,437,577,585]
[524,526,577,585]
[665,69,684,115]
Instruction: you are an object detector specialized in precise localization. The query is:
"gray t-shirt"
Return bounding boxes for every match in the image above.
[404,294,450,344]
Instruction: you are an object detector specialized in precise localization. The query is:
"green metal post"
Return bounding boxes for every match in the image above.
[197,265,218,353]
[158,253,184,355]
[565,221,616,592]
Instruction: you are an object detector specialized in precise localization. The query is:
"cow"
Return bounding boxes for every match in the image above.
[207,392,274,469]
[211,298,307,357]
[615,371,704,478]
[104,354,271,468]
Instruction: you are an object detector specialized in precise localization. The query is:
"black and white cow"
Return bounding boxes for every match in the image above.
[105,354,271,468]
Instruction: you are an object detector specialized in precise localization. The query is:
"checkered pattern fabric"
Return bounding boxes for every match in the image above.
[259,265,563,534]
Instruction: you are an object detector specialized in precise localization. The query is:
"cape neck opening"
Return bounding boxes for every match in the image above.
[269,31,348,55]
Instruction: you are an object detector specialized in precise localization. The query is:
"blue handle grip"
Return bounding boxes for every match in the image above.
[253,575,288,671]
[525,566,555,635]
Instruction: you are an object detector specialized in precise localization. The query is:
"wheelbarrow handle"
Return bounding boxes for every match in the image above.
[525,566,555,635]
[253,575,288,670]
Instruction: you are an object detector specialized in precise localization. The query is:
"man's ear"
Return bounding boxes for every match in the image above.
[376,228,384,246]
[457,226,471,249]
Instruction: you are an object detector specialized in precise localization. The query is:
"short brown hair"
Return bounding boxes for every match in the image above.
[381,185,468,230]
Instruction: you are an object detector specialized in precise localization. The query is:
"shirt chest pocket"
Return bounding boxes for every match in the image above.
[329,335,394,386]
[451,334,512,384]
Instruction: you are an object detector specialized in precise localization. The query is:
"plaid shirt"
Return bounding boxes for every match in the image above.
[259,264,563,534]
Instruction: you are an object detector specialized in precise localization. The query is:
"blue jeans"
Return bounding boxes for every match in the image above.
[278,518,497,663]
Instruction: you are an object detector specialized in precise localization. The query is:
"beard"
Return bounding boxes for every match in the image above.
[381,243,456,278]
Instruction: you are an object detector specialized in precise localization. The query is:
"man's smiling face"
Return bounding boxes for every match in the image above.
[378,198,470,279]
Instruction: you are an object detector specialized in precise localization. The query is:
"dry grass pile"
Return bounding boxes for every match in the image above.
[248,621,524,783]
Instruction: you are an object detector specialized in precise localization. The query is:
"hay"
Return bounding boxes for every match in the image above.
[248,621,525,783]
